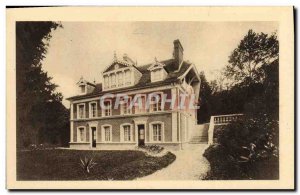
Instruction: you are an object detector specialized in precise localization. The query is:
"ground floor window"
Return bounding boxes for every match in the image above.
[151,123,163,142]
[102,125,112,142]
[123,125,131,141]
[77,127,86,142]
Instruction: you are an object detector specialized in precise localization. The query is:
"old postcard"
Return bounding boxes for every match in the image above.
[6,7,294,190]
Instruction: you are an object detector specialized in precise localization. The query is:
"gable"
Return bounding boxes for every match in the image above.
[103,62,128,73]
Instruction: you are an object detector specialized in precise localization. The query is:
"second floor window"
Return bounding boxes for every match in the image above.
[78,104,85,119]
[90,102,97,118]
[121,98,131,115]
[135,95,146,114]
[151,94,162,112]
[103,101,112,116]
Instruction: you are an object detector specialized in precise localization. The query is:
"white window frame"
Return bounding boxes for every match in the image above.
[117,71,124,87]
[149,121,164,143]
[120,97,132,115]
[77,103,86,119]
[79,84,86,94]
[134,94,147,114]
[102,99,112,117]
[150,92,163,112]
[104,75,109,89]
[101,124,112,142]
[120,123,134,142]
[151,68,163,82]
[89,101,98,118]
[77,126,86,142]
[124,69,131,85]
[111,73,116,88]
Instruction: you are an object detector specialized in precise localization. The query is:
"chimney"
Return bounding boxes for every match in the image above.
[173,39,184,70]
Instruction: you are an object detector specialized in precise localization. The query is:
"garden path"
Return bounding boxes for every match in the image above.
[138,144,210,180]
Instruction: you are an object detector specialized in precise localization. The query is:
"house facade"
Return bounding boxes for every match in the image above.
[67,40,201,150]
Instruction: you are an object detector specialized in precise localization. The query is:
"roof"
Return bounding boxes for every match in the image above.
[67,59,192,101]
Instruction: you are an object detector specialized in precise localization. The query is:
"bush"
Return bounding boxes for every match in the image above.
[204,114,279,180]
[139,145,164,154]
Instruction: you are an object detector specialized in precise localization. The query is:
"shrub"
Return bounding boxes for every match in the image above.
[204,114,279,180]
[139,145,164,154]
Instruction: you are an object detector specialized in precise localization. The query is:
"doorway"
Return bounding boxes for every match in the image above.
[91,127,97,148]
[137,124,145,147]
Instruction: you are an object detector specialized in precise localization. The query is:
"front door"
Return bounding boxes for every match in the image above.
[91,127,96,148]
[138,125,145,146]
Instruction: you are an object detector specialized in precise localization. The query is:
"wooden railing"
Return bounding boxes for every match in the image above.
[208,114,243,144]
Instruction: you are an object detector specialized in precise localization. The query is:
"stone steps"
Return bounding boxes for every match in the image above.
[189,123,209,144]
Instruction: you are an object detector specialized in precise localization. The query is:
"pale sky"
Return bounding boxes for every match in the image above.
[42,22,278,107]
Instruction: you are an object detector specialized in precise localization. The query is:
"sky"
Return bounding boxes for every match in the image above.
[42,22,278,107]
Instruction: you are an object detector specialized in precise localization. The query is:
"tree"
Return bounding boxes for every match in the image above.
[16,22,69,148]
[224,29,279,86]
[197,72,213,123]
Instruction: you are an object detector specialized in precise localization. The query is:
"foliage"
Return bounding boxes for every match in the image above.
[139,145,164,154]
[202,29,279,180]
[17,150,176,180]
[80,155,97,174]
[224,29,279,86]
[197,72,213,123]
[16,22,69,148]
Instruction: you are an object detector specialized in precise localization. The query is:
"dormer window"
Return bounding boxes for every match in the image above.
[148,58,167,82]
[102,53,142,91]
[111,74,116,88]
[152,69,163,81]
[117,71,123,87]
[76,77,95,95]
[124,70,131,85]
[104,75,109,89]
[80,85,86,94]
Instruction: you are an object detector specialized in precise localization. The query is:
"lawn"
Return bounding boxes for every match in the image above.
[17,149,176,180]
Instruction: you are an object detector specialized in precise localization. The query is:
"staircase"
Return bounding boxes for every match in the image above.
[189,123,209,144]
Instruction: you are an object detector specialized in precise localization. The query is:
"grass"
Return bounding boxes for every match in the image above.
[17,149,176,180]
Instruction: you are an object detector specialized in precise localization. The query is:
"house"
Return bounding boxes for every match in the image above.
[66,40,201,150]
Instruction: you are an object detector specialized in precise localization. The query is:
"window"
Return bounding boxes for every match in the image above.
[152,69,162,81]
[77,127,86,142]
[80,85,86,94]
[111,74,116,88]
[104,127,111,141]
[120,97,131,115]
[151,93,162,112]
[104,75,109,89]
[117,72,123,87]
[77,104,85,119]
[89,102,97,118]
[124,70,131,85]
[135,95,146,114]
[123,125,131,142]
[102,125,112,142]
[152,124,162,142]
[103,101,111,116]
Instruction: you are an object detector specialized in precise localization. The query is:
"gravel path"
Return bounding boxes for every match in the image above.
[138,144,210,180]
